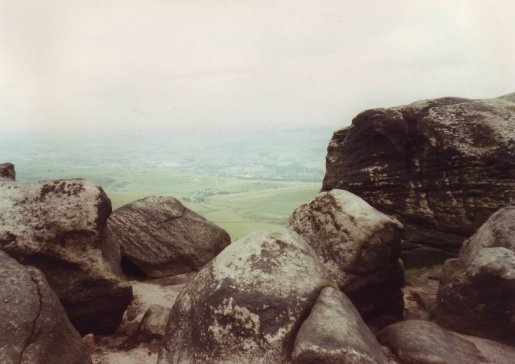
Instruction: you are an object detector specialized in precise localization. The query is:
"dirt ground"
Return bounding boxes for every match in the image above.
[91,273,194,364]
[402,265,441,321]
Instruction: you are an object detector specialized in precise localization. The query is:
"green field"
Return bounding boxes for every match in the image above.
[106,175,320,241]
[15,163,323,241]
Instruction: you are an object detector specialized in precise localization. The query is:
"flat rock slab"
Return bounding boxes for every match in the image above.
[108,196,230,278]
[322,94,515,267]
[0,251,92,364]
[0,177,132,334]
[292,287,388,364]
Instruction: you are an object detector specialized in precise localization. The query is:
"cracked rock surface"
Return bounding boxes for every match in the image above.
[322,94,515,266]
[0,251,91,364]
[0,173,133,335]
[108,196,230,278]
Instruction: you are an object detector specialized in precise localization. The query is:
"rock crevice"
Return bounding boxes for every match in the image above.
[19,276,43,364]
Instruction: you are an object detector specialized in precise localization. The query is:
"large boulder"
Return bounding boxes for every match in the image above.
[0,176,132,335]
[434,206,515,345]
[292,287,388,364]
[322,94,515,266]
[0,251,92,364]
[158,228,329,364]
[108,196,230,278]
[289,189,404,323]
[379,320,515,364]
[0,163,15,181]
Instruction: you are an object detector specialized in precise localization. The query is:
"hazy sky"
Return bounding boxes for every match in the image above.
[1,0,514,133]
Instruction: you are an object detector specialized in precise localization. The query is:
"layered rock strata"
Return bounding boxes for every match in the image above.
[108,196,230,278]
[322,94,515,266]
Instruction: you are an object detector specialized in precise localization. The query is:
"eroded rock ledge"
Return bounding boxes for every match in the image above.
[322,93,515,266]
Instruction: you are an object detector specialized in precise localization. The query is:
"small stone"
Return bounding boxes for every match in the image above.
[82,334,95,354]
[0,163,15,181]
[138,305,170,342]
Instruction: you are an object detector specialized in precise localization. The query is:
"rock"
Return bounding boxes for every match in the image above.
[457,334,515,364]
[322,94,515,266]
[0,163,15,181]
[82,334,95,354]
[291,287,388,364]
[0,178,133,335]
[381,346,402,364]
[434,206,515,345]
[378,320,487,364]
[411,290,434,312]
[158,228,329,364]
[108,196,231,278]
[138,304,169,342]
[289,189,404,323]
[0,251,92,364]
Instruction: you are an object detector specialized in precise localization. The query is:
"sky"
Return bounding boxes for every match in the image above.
[1,0,514,134]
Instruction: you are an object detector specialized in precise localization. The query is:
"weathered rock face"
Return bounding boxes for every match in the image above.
[158,228,328,364]
[379,320,483,363]
[138,304,170,343]
[108,196,231,278]
[457,334,515,364]
[0,251,92,364]
[289,189,404,323]
[322,94,515,266]
[0,177,132,335]
[434,206,515,345]
[292,287,388,364]
[0,163,15,181]
[378,320,515,364]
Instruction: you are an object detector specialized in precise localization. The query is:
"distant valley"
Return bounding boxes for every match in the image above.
[0,127,334,240]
